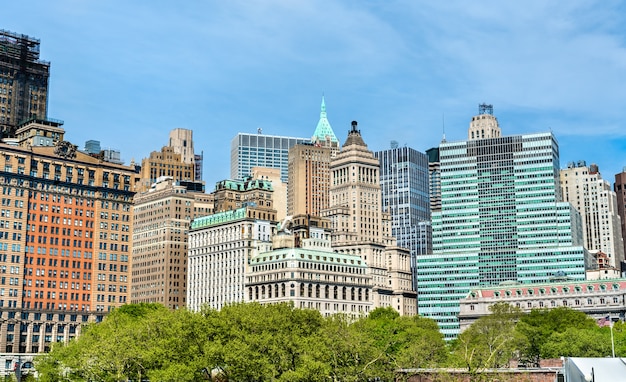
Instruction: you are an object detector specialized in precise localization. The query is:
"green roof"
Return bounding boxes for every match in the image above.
[312,96,339,144]
[191,207,247,229]
[215,178,273,192]
[251,247,366,268]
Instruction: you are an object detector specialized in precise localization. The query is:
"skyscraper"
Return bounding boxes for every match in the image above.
[131,177,211,309]
[426,147,442,213]
[287,144,332,217]
[0,30,50,138]
[614,169,626,262]
[324,121,417,315]
[560,162,624,268]
[417,105,591,338]
[375,143,431,291]
[311,96,340,154]
[287,96,339,217]
[230,132,309,183]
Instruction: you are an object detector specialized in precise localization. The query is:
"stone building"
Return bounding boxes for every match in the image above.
[324,121,416,316]
[560,161,624,268]
[458,278,626,332]
[247,216,373,317]
[186,205,276,311]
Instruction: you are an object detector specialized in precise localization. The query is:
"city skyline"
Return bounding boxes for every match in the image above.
[4,1,626,188]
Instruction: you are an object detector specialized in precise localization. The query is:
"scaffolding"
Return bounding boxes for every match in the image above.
[0,30,50,138]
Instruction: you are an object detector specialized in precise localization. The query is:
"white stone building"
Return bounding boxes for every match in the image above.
[187,206,275,311]
[560,161,624,268]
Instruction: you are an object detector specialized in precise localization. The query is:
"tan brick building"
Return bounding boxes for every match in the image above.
[132,177,210,309]
[287,144,332,217]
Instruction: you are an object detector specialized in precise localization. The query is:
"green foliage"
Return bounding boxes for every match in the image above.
[516,307,598,364]
[37,300,621,380]
[451,303,523,371]
[541,326,611,358]
[35,303,445,382]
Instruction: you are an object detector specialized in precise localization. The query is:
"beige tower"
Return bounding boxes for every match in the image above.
[468,103,501,140]
[251,167,287,222]
[324,121,416,315]
[560,161,624,268]
[132,177,210,309]
[287,144,331,217]
[168,128,195,165]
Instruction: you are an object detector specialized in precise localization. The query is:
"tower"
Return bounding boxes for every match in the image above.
[287,96,340,217]
[311,96,340,154]
[138,129,203,193]
[0,30,50,138]
[560,162,624,268]
[468,103,501,141]
[324,121,416,315]
[417,106,591,339]
[376,144,431,291]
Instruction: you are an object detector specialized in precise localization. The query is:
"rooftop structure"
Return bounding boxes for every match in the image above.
[0,30,50,138]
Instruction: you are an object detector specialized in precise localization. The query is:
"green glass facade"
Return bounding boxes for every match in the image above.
[417,132,591,339]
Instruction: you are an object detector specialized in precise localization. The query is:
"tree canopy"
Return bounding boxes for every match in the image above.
[35,303,447,382]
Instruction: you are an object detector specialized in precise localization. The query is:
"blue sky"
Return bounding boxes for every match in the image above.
[4,1,626,188]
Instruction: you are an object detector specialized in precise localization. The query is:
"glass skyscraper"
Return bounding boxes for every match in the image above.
[230,133,310,183]
[417,106,591,339]
[376,145,431,290]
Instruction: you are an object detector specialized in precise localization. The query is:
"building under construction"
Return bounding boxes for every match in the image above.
[0,29,50,138]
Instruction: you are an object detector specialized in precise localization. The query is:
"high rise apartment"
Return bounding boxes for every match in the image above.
[324,121,417,315]
[416,105,591,339]
[131,177,211,309]
[560,161,624,268]
[230,132,309,183]
[0,118,139,352]
[614,169,626,261]
[0,30,50,138]
[375,143,431,290]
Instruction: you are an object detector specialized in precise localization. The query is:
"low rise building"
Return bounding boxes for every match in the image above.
[458,278,626,331]
[246,216,373,317]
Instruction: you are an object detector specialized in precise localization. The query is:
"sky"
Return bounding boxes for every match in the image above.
[4,1,626,188]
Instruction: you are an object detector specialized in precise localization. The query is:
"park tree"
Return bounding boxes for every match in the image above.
[541,326,611,358]
[36,302,448,381]
[516,306,598,364]
[451,302,523,372]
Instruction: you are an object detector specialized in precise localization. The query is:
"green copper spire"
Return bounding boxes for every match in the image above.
[312,96,339,146]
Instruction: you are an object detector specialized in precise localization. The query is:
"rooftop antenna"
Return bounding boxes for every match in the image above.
[441,113,447,143]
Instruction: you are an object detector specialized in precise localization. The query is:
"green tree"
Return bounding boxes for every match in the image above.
[451,302,523,372]
[516,307,597,364]
[541,326,611,358]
